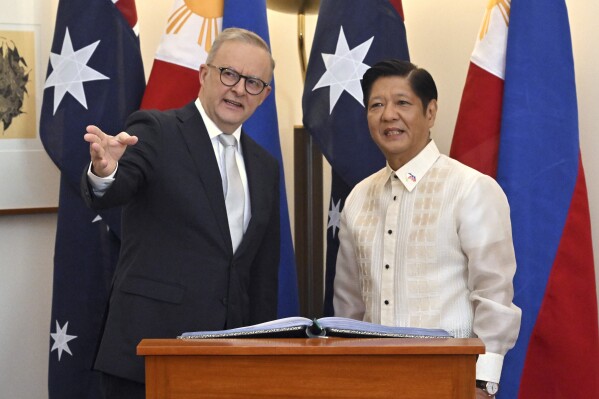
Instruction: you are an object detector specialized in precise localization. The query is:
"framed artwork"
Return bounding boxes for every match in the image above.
[0,23,59,214]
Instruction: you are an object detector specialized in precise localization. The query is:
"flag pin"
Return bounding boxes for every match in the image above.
[407,173,416,183]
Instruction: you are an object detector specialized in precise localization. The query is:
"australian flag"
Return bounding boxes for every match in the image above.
[302,0,409,315]
[40,0,145,397]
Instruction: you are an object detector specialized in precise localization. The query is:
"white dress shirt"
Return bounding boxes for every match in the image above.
[333,140,521,383]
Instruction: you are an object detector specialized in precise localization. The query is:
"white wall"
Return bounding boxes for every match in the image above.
[1,1,597,398]
[0,213,56,398]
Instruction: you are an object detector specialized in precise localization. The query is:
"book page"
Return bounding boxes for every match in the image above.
[179,316,312,338]
[318,317,451,337]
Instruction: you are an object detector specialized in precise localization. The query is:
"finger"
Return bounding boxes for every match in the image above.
[114,131,138,146]
[84,132,102,145]
[86,124,106,137]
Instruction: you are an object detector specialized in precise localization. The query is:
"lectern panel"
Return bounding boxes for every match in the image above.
[138,337,484,399]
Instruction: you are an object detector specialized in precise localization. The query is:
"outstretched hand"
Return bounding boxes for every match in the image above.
[84,125,138,177]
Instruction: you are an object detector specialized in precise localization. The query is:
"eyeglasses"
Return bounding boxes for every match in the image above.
[206,64,270,95]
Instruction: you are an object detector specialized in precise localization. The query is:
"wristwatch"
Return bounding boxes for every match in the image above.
[476,380,499,396]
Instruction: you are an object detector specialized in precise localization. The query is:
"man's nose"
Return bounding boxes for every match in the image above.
[231,78,246,95]
[381,104,398,121]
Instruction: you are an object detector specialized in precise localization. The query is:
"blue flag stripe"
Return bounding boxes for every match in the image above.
[222,0,299,317]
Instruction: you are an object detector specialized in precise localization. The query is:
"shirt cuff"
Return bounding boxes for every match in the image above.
[476,352,504,383]
[87,162,117,198]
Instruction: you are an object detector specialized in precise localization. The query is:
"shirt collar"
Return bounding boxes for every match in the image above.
[195,98,242,144]
[385,140,441,192]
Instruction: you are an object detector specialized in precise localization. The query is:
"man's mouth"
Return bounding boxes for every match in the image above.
[384,128,405,136]
[224,98,243,108]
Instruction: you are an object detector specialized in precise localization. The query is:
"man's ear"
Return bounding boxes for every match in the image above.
[261,85,272,102]
[199,64,209,86]
[427,99,438,128]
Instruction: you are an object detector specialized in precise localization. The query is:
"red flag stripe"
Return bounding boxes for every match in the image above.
[114,0,138,29]
[389,0,405,21]
[450,62,503,178]
[140,59,200,110]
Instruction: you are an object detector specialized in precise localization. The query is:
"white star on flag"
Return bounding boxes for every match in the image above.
[92,214,110,232]
[44,28,109,114]
[327,198,342,238]
[312,26,373,114]
[50,320,77,361]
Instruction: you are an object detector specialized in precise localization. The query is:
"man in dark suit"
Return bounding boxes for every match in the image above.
[82,28,280,399]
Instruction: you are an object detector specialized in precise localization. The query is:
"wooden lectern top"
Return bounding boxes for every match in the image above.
[138,337,484,356]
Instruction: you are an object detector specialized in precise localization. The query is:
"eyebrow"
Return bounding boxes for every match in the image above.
[369,92,412,102]
[221,65,266,81]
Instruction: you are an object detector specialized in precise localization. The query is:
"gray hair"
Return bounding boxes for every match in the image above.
[206,27,275,74]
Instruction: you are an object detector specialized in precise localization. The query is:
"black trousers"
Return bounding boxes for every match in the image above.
[101,372,145,399]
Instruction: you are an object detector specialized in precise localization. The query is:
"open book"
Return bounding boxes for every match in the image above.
[179,317,452,339]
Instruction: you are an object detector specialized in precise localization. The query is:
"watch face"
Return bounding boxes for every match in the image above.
[486,382,499,395]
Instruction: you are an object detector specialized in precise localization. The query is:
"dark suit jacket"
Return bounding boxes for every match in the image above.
[81,102,280,383]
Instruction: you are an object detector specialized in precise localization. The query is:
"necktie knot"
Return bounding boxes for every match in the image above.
[218,133,237,148]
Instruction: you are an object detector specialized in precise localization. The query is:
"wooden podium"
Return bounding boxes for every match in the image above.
[137,337,484,398]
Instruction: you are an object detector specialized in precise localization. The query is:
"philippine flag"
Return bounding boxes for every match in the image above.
[450,1,599,397]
